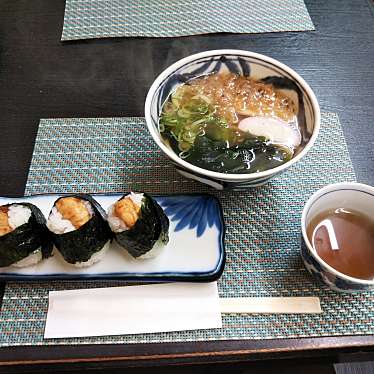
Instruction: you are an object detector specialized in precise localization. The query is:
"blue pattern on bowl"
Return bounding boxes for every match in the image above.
[301,236,371,292]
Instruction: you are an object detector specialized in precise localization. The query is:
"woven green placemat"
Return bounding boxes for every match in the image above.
[61,0,315,40]
[0,113,373,347]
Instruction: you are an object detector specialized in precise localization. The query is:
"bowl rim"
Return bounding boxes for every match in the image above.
[301,182,374,286]
[145,49,321,181]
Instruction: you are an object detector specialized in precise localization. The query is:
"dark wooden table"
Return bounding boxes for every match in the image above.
[0,0,373,372]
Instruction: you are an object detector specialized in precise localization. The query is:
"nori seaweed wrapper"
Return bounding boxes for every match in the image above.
[0,203,53,267]
[113,193,169,258]
[49,194,112,264]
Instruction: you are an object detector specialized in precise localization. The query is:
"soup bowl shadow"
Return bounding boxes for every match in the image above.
[145,49,320,190]
[301,182,374,292]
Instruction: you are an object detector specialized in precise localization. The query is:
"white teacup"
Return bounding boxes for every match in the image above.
[301,182,374,292]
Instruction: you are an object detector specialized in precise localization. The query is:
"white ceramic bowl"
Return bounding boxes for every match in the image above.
[145,49,321,190]
[301,182,374,292]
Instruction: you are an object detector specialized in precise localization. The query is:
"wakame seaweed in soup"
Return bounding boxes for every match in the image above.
[159,72,301,174]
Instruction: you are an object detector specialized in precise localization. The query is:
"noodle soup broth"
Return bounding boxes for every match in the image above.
[160,72,302,175]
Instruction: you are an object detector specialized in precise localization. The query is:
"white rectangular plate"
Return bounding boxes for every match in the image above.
[0,194,225,282]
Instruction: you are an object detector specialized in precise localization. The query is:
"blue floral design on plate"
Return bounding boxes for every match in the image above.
[157,194,221,237]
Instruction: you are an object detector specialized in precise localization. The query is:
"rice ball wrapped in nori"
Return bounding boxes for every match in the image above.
[107,192,169,259]
[47,194,112,267]
[0,203,53,267]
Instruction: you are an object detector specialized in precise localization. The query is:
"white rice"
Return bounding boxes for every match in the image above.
[8,204,31,229]
[47,200,93,234]
[107,192,144,233]
[12,248,42,268]
[70,240,110,268]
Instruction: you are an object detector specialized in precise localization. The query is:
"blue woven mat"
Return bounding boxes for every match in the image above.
[0,113,373,347]
[61,0,315,40]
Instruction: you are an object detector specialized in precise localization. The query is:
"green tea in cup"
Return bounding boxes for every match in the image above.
[307,208,374,281]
